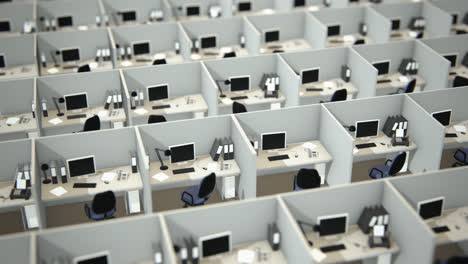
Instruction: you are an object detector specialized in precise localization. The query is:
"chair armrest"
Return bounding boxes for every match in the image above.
[385,159,392,166]
[369,167,384,178]
[454,149,467,162]
[181,191,194,204]
[84,204,91,218]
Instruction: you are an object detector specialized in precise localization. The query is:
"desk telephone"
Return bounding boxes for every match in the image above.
[10,188,31,200]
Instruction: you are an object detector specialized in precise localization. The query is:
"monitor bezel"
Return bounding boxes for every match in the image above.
[431,109,452,127]
[132,40,151,56]
[199,34,217,50]
[372,60,391,76]
[169,142,196,164]
[355,119,380,139]
[185,4,201,16]
[147,83,169,102]
[67,155,96,179]
[0,19,12,32]
[199,231,232,259]
[264,28,280,43]
[238,1,252,12]
[73,251,110,264]
[301,67,320,85]
[229,75,251,92]
[317,213,349,237]
[391,18,401,31]
[57,15,73,27]
[0,53,6,68]
[60,47,81,63]
[64,92,88,112]
[417,196,445,220]
[121,10,137,22]
[442,53,458,68]
[261,131,287,151]
[327,24,341,37]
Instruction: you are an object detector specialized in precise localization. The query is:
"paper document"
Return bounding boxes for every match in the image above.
[207,163,217,171]
[50,186,67,197]
[134,108,148,115]
[237,250,255,263]
[311,248,326,262]
[6,117,20,125]
[152,172,169,182]
[454,125,466,133]
[221,98,233,105]
[302,142,317,149]
[98,110,108,117]
[48,118,63,125]
[398,76,409,83]
[353,148,359,154]
[343,35,355,42]
[16,179,27,190]
[101,172,117,182]
[323,81,336,88]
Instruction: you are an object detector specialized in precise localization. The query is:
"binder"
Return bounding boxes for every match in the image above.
[50,163,58,184]
[131,156,138,173]
[223,138,230,160]
[42,99,48,117]
[118,92,123,109]
[104,92,112,110]
[60,166,67,183]
[113,91,118,109]
[268,223,281,251]
[209,138,222,161]
[184,237,199,264]
[23,163,31,188]
[228,137,234,160]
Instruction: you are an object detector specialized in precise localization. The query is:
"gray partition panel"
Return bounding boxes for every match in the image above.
[352,41,414,73]
[312,6,365,35]
[247,12,306,41]
[243,17,261,55]
[0,3,35,33]
[421,35,468,66]
[372,2,422,30]
[0,139,31,182]
[0,34,36,66]
[101,0,164,24]
[200,62,218,117]
[37,0,102,27]
[181,17,244,47]
[414,40,450,91]
[0,233,32,264]
[304,12,327,49]
[277,55,300,107]
[348,48,377,98]
[135,127,152,213]
[0,78,35,115]
[177,23,193,61]
[423,2,451,37]
[366,6,391,43]
[432,0,468,21]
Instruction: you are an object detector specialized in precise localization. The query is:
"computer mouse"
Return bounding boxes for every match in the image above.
[295,153,299,158]
[380,143,385,145]
[203,167,207,170]
[462,132,466,135]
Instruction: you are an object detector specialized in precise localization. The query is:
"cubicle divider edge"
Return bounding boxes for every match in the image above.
[423,2,452,38]
[276,54,300,108]
[415,40,451,91]
[348,47,378,98]
[243,16,261,56]
[200,62,219,117]
[304,12,327,50]
[135,127,151,214]
[366,6,391,43]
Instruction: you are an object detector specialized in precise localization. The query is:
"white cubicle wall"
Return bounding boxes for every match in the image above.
[0,34,37,70]
[230,0,276,16]
[101,0,172,25]
[167,0,232,19]
[430,0,468,29]
[0,2,35,35]
[0,232,35,264]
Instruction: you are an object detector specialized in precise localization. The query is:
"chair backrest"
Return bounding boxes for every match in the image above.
[404,79,416,93]
[197,173,216,198]
[388,152,407,175]
[83,115,100,132]
[148,115,167,124]
[330,89,347,102]
[92,191,116,214]
[453,76,468,88]
[78,64,91,73]
[354,39,365,45]
[296,168,321,189]
[447,256,468,264]
[233,102,247,114]
[153,59,167,65]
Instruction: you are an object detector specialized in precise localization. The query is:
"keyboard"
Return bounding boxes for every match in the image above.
[0,72,5,76]
[173,167,195,174]
[152,105,171,110]
[268,45,282,49]
[432,225,450,233]
[377,79,392,84]
[320,244,346,253]
[67,114,87,120]
[135,58,152,62]
[73,183,97,188]
[449,72,457,75]
[445,133,457,138]
[391,33,402,38]
[231,96,248,100]
[306,88,324,92]
[63,65,79,69]
[268,154,290,161]
[355,142,377,149]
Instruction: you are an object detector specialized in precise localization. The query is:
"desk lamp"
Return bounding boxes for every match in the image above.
[155,148,171,170]
[41,164,51,184]
[53,97,65,116]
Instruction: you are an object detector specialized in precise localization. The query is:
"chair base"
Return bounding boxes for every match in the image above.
[452,162,468,167]
[183,202,205,208]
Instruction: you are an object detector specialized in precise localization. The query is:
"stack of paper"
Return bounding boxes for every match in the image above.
[6,117,20,125]
[48,118,63,125]
[134,108,148,115]
[50,186,67,197]
[152,172,169,182]
[101,172,117,182]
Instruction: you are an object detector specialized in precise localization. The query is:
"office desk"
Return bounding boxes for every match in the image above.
[40,24,100,33]
[0,112,39,139]
[41,165,142,207]
[390,29,429,41]
[300,78,358,102]
[219,88,285,110]
[0,64,38,80]
[353,132,417,163]
[235,9,276,17]
[307,225,399,264]
[451,24,468,35]
[376,72,426,96]
[40,60,113,76]
[190,45,249,61]
[0,181,34,212]
[449,65,468,81]
[198,240,287,264]
[176,15,210,22]
[326,33,373,48]
[444,121,468,149]
[259,39,311,54]
[426,206,468,245]
[256,141,333,181]
[117,51,184,69]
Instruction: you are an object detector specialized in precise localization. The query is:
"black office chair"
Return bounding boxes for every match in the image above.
[232,102,247,114]
[181,173,216,207]
[153,59,167,65]
[77,64,91,73]
[390,79,416,94]
[368,152,407,179]
[321,88,348,103]
[416,32,424,39]
[453,76,468,87]
[84,191,116,220]
[354,39,366,45]
[82,115,100,132]
[438,255,468,264]
[223,51,236,58]
[293,168,321,191]
[452,148,468,167]
[148,115,167,124]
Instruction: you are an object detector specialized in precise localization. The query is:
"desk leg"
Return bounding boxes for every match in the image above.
[193,112,205,119]
[22,204,39,229]
[270,103,281,110]
[112,121,124,129]
[376,253,392,264]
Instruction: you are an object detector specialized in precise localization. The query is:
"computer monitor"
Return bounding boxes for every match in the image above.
[372,61,390,76]
[264,29,279,43]
[169,143,195,164]
[57,16,73,27]
[317,213,348,237]
[294,0,306,7]
[132,41,150,56]
[61,48,80,63]
[230,76,250,92]
[147,84,169,102]
[67,155,96,178]
[391,19,401,30]
[73,251,110,264]
[64,92,88,111]
[327,25,340,37]
[261,132,286,151]
[355,119,379,138]
[200,35,216,49]
[0,54,5,68]
[417,196,444,220]
[199,231,232,259]
[432,109,452,127]
[186,5,200,16]
[121,10,136,22]
[0,20,11,32]
[301,68,319,84]
[452,14,458,25]
[238,2,251,12]
[443,54,458,67]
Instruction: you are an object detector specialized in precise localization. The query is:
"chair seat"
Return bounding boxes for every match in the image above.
[368,164,389,179]
[454,148,468,163]
[181,186,208,205]
[85,204,116,220]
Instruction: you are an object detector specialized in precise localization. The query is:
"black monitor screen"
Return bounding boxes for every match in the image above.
[230,76,250,92]
[418,198,444,220]
[318,215,347,237]
[302,68,319,84]
[201,36,216,49]
[58,16,73,27]
[170,143,195,163]
[76,256,108,264]
[148,85,169,102]
[186,6,200,16]
[201,235,230,258]
[373,61,390,75]
[68,156,96,178]
[0,21,11,32]
[391,19,400,30]
[349,0,359,2]
[452,14,458,25]
[265,30,279,43]
[0,0,13,2]
[432,110,451,126]
[262,132,286,150]
[444,54,457,67]
[356,120,379,138]
[133,42,150,55]
[61,48,80,62]
[0,55,5,68]
[122,11,136,21]
[238,2,251,11]
[65,93,88,111]
[327,25,340,37]
[294,0,306,7]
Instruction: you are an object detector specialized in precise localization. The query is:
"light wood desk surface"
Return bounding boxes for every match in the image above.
[41,106,126,129]
[390,29,429,41]
[219,88,285,108]
[117,50,184,69]
[426,206,468,245]
[0,64,38,80]
[131,94,208,118]
[449,65,468,80]
[300,78,359,98]
[353,132,417,161]
[40,59,113,76]
[190,45,249,61]
[376,72,426,94]
[260,38,311,54]
[451,24,468,35]
[0,112,38,134]
[444,121,468,149]
[326,33,373,48]
[39,24,101,33]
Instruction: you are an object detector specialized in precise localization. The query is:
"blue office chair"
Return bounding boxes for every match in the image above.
[233,102,247,114]
[453,76,468,88]
[181,173,216,207]
[84,191,116,220]
[320,89,347,103]
[390,79,416,94]
[438,255,468,264]
[82,115,100,132]
[77,64,91,73]
[368,152,407,179]
[148,115,167,124]
[293,168,321,191]
[452,148,468,167]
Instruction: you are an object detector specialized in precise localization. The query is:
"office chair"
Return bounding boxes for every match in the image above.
[181,173,216,207]
[438,256,468,264]
[84,191,116,220]
[452,148,468,167]
[153,59,167,65]
[354,39,365,45]
[148,115,167,124]
[77,64,91,73]
[293,168,321,191]
[82,115,100,132]
[320,89,347,103]
[232,102,247,114]
[390,79,416,94]
[416,32,424,39]
[453,76,468,88]
[368,152,407,179]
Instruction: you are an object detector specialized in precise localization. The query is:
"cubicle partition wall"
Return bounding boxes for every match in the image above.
[101,0,172,26]
[0,34,38,79]
[0,2,35,36]
[167,0,231,20]
[0,233,35,264]
[432,0,468,34]
[230,0,276,16]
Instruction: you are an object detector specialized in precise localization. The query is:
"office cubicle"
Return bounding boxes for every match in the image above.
[0,34,38,80]
[431,0,468,35]
[37,70,129,136]
[281,180,434,264]
[122,62,211,125]
[324,95,445,182]
[37,214,176,264]
[230,0,276,16]
[0,78,39,141]
[101,0,172,26]
[167,0,232,20]
[0,233,35,263]
[0,2,35,36]
[353,40,450,95]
